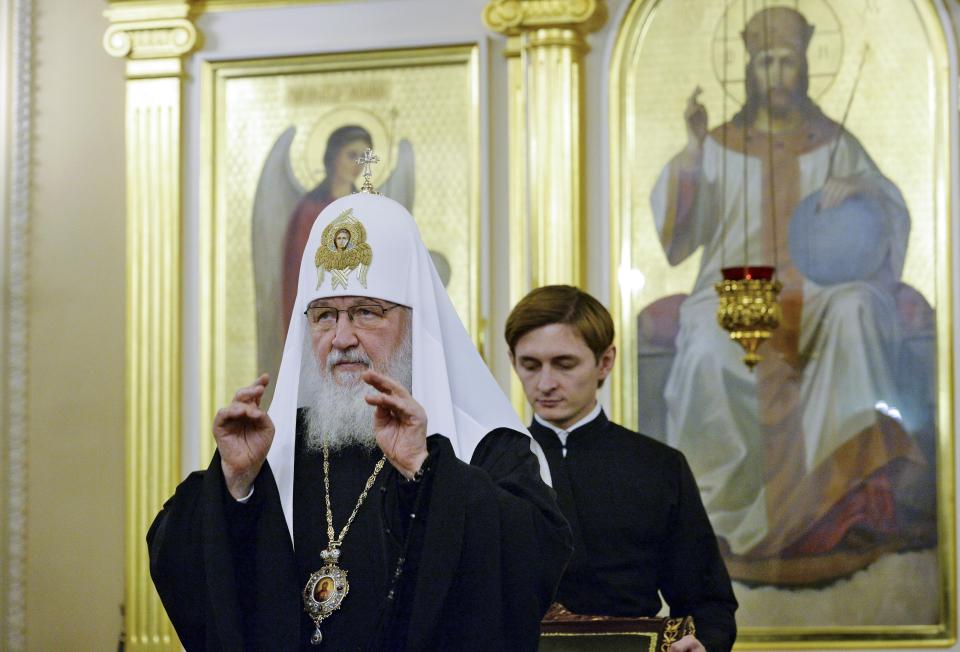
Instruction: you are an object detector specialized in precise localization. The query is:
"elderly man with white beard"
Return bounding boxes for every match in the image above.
[147,178,572,651]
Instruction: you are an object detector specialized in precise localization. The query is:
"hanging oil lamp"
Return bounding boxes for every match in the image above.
[715,266,781,370]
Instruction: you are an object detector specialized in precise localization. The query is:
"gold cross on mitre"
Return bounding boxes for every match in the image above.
[356,148,380,194]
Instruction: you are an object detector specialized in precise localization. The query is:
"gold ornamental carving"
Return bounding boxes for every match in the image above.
[483,0,607,34]
[103,19,198,60]
[103,2,200,69]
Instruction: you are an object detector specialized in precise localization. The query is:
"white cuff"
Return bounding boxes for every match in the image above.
[235,486,255,503]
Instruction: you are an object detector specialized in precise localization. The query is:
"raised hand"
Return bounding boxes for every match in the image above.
[685,86,708,149]
[214,373,275,499]
[362,370,428,480]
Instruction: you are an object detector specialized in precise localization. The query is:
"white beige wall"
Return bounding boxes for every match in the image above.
[24,0,126,648]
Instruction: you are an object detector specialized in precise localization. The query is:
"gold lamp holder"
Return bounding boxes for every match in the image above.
[715,266,782,370]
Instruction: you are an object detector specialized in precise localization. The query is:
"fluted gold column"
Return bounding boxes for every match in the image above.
[502,34,530,414]
[104,4,198,650]
[484,0,606,413]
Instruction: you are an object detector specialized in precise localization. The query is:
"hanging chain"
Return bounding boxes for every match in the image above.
[322,440,387,547]
[761,0,779,273]
[720,4,729,270]
[741,0,750,268]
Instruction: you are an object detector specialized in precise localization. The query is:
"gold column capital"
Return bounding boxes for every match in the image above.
[483,0,608,36]
[103,2,199,64]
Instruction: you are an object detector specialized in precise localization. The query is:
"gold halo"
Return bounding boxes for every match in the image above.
[712,0,843,105]
[292,106,398,190]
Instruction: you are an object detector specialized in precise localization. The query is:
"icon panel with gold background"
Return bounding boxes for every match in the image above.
[610,0,952,645]
[201,45,480,457]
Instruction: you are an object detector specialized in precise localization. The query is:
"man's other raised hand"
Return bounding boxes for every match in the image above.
[362,369,428,480]
[214,373,275,500]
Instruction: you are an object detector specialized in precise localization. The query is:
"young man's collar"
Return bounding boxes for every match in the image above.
[533,401,603,438]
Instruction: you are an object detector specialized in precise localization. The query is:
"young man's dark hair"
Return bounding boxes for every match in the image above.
[505,284,614,362]
[506,285,738,652]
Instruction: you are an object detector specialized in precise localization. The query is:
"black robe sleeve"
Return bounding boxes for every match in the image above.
[391,429,573,651]
[147,469,213,652]
[147,430,572,652]
[148,452,301,652]
[658,453,738,652]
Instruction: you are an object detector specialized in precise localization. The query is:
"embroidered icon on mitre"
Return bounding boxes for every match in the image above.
[315,209,373,290]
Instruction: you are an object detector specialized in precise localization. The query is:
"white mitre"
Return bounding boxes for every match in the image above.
[266,190,550,537]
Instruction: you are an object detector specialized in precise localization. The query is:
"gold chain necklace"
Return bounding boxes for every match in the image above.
[302,440,386,646]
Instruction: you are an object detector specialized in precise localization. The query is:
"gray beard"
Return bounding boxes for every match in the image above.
[302,337,412,453]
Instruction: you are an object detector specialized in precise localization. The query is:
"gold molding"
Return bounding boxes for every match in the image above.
[192,0,351,9]
[105,1,192,20]
[104,2,200,79]
[108,0,364,18]
[484,0,607,35]
[504,35,530,417]
[105,3,198,649]
[103,18,198,61]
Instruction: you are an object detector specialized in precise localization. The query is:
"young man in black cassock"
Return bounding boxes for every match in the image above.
[148,188,572,651]
[506,285,737,652]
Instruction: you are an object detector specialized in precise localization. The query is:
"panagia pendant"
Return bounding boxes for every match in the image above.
[302,547,349,645]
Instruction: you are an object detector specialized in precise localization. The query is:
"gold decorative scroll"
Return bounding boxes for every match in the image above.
[105,3,197,649]
[485,0,606,415]
[484,0,607,33]
[103,1,198,67]
[103,19,197,60]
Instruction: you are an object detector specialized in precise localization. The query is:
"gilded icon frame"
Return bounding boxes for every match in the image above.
[609,0,955,647]
[199,44,481,463]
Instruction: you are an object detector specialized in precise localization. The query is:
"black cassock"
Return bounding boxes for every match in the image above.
[148,422,572,651]
[530,410,738,652]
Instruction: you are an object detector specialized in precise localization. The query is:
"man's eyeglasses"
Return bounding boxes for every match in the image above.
[304,303,402,331]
